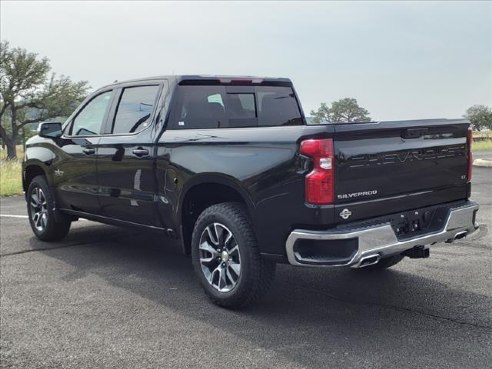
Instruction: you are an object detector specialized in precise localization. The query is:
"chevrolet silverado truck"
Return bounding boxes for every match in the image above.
[23,75,479,308]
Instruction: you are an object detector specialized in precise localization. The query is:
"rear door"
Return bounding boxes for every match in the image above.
[333,120,470,223]
[96,81,165,226]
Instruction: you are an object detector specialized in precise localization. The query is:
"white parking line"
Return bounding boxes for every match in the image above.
[0,214,89,221]
[0,214,28,219]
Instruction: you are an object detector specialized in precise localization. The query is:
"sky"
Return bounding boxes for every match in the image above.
[1,0,491,121]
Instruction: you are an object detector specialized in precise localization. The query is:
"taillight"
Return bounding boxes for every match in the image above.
[467,127,473,182]
[300,138,335,205]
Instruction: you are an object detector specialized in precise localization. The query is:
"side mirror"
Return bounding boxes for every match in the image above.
[38,122,62,139]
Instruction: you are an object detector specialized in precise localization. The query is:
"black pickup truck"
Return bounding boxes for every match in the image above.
[23,75,479,308]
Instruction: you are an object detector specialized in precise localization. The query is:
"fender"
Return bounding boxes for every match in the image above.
[178,173,256,220]
[23,141,70,221]
[23,159,53,190]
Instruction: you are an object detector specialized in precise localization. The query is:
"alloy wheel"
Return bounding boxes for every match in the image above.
[30,187,48,232]
[198,223,241,292]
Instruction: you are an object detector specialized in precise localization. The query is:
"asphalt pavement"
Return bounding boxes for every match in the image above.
[1,166,491,369]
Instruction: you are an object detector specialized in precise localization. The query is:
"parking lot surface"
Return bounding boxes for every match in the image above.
[1,166,491,369]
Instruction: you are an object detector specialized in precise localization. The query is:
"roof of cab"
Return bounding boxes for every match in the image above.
[102,75,293,90]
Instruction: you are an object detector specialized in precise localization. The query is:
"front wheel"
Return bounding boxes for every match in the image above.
[191,202,276,309]
[27,176,71,241]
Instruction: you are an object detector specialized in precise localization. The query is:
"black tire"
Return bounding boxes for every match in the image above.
[361,254,404,270]
[26,175,71,241]
[191,202,276,309]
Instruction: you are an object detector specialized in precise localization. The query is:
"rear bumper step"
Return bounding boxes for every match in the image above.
[285,201,479,268]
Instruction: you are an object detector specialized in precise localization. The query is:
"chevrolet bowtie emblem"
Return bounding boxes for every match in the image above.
[340,208,352,220]
[54,169,64,177]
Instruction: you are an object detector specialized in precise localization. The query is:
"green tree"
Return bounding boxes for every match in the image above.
[0,41,89,159]
[464,105,492,131]
[310,98,371,123]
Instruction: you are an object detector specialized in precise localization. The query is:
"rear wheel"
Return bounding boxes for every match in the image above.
[27,176,71,241]
[361,254,404,270]
[191,202,276,308]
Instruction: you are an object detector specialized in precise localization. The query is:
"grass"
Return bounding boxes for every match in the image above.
[0,159,23,196]
[472,140,492,152]
[0,145,24,197]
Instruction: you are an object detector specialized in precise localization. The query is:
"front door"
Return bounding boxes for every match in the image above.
[54,90,114,214]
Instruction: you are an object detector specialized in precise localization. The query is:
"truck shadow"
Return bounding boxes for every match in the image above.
[30,222,491,367]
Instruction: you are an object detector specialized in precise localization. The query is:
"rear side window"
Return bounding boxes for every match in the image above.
[169,85,302,129]
[112,85,160,134]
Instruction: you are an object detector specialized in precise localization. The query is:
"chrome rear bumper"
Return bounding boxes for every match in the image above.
[286,201,479,268]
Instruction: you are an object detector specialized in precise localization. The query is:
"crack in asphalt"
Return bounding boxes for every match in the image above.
[0,234,126,257]
[303,285,492,331]
[0,241,98,257]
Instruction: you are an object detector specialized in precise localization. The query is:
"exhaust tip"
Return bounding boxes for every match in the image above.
[358,254,380,268]
[454,231,467,240]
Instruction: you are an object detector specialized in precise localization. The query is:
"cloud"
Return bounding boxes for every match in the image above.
[2,1,490,120]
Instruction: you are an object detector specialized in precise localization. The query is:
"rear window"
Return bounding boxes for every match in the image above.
[169,85,303,129]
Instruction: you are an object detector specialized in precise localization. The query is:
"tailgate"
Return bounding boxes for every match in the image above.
[333,119,470,223]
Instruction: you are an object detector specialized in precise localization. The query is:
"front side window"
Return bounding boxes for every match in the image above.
[170,85,302,129]
[71,91,113,136]
[112,85,160,134]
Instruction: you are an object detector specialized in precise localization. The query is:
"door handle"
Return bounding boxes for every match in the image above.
[82,148,96,155]
[132,148,149,157]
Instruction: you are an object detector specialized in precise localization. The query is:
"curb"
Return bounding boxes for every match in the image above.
[473,158,492,168]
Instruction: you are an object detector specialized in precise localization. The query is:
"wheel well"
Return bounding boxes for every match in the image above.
[23,165,46,192]
[181,183,247,255]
